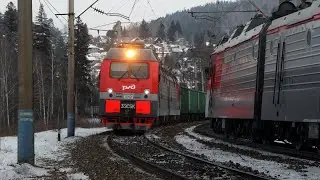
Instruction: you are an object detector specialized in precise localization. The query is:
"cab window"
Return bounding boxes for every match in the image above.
[110,62,129,78]
[110,62,149,79]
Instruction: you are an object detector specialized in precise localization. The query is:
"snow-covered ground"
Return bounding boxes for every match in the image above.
[0,127,110,180]
[175,126,320,180]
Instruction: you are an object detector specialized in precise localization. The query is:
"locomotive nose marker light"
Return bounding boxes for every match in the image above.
[144,89,150,95]
[125,49,136,58]
[108,88,113,94]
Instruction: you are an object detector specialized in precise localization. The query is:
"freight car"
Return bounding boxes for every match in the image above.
[181,87,206,122]
[99,42,205,132]
[206,0,320,149]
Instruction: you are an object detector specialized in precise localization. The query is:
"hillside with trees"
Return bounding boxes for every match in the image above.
[148,0,278,44]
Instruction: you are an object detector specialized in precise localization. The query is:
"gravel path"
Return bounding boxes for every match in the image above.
[70,133,161,180]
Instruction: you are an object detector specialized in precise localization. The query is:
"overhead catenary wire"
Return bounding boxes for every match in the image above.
[41,0,66,25]
[110,0,130,13]
[43,0,68,22]
[129,0,139,17]
[146,0,157,17]
[90,21,132,29]
[247,0,266,17]
[92,6,130,20]
[76,0,100,19]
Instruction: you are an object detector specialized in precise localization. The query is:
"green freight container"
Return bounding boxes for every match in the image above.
[189,90,198,113]
[199,92,206,113]
[180,87,189,114]
[180,87,206,115]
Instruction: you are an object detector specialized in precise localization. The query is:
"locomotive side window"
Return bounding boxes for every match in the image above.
[130,63,149,79]
[110,62,129,78]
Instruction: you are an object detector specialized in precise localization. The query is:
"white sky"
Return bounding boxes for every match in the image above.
[0,0,230,36]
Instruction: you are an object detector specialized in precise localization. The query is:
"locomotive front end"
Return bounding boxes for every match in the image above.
[99,44,159,131]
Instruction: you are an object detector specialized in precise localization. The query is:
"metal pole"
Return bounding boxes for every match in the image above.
[51,47,54,124]
[67,0,75,137]
[17,0,34,164]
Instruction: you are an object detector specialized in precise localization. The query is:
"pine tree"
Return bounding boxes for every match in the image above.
[0,13,4,36]
[32,3,54,127]
[139,19,151,39]
[113,21,122,39]
[122,26,128,37]
[75,18,91,114]
[194,32,205,48]
[175,21,183,36]
[34,3,52,57]
[156,22,166,40]
[3,2,18,42]
[0,2,19,129]
[167,20,176,42]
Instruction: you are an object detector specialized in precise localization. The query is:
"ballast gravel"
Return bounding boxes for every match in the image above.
[70,133,161,180]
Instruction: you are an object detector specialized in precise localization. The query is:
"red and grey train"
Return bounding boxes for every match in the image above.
[206,0,320,148]
[99,42,180,131]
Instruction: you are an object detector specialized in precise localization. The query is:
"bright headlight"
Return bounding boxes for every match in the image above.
[125,49,136,58]
[108,88,113,94]
[144,89,150,95]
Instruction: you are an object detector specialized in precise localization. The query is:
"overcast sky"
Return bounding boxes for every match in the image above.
[0,0,230,36]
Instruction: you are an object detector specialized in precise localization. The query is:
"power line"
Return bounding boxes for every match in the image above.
[92,7,130,20]
[129,0,139,17]
[91,21,131,29]
[146,0,157,17]
[247,0,266,17]
[43,0,68,22]
[108,0,129,13]
[76,0,100,19]
[41,0,66,25]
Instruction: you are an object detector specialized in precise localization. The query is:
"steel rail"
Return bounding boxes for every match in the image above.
[107,135,188,180]
[145,134,275,180]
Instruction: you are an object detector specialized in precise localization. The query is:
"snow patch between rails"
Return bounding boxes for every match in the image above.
[175,126,320,180]
[186,125,317,161]
[145,134,161,140]
[67,172,89,180]
[0,127,110,179]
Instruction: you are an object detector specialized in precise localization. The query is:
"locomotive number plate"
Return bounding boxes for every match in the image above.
[121,104,135,109]
[123,94,134,99]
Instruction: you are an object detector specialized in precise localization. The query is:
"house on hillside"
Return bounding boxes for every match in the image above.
[88,44,100,54]
[154,37,163,44]
[131,37,142,42]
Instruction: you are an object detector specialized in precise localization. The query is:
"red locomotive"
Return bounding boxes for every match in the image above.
[99,42,164,131]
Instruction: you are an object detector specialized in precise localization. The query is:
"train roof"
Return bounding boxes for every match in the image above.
[213,17,264,54]
[104,48,158,61]
[212,0,320,55]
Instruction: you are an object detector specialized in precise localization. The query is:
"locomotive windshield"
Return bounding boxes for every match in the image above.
[110,62,149,79]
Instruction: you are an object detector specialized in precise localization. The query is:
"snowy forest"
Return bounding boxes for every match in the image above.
[118,0,278,45]
[0,2,95,135]
[0,0,280,135]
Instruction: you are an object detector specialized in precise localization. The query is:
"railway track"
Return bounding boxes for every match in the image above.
[194,123,320,162]
[107,134,188,180]
[144,134,275,180]
[108,132,274,180]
